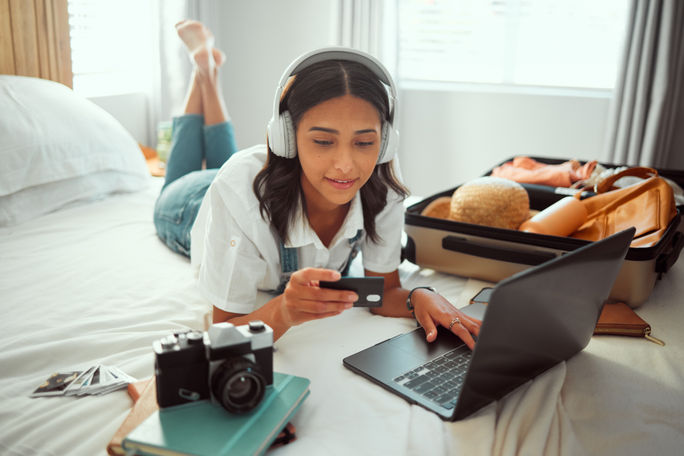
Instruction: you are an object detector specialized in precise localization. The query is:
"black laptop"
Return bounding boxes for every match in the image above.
[343,228,634,421]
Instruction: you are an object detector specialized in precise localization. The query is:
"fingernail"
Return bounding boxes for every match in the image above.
[348,293,358,302]
[332,271,341,279]
[344,303,353,309]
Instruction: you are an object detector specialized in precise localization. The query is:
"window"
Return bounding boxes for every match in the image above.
[398,0,631,91]
[68,0,157,97]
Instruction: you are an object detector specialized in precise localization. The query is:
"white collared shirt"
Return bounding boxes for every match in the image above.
[191,145,405,314]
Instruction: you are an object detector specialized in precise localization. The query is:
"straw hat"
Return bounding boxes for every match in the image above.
[420,196,452,219]
[449,177,530,229]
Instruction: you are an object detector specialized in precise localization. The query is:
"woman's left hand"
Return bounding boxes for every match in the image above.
[411,288,481,350]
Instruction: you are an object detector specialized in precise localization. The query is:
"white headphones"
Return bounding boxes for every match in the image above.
[266,47,399,164]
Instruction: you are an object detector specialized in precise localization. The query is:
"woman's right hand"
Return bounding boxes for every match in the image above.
[278,268,357,327]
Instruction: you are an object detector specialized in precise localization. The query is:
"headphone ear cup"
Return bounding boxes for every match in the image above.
[281,111,297,159]
[266,115,284,157]
[267,111,297,158]
[377,122,398,164]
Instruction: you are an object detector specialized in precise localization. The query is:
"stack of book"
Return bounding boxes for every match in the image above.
[108,372,310,456]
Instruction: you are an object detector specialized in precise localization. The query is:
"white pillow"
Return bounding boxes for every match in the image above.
[0,75,149,226]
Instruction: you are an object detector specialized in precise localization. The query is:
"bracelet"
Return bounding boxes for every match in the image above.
[406,286,436,322]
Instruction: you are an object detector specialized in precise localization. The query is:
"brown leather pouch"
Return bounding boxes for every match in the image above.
[572,167,677,247]
[594,302,664,345]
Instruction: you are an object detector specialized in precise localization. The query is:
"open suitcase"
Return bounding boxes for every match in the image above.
[403,157,684,308]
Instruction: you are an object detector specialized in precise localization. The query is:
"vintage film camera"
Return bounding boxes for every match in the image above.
[153,321,273,413]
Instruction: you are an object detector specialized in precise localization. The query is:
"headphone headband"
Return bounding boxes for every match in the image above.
[273,47,397,121]
[267,47,399,163]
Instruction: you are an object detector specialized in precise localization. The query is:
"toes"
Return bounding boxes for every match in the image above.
[176,20,210,51]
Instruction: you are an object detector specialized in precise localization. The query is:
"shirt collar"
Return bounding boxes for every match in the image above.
[285,193,364,249]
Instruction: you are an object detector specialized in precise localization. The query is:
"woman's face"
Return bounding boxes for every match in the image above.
[296,94,382,212]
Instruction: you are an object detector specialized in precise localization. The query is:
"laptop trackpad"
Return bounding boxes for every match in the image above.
[344,328,464,381]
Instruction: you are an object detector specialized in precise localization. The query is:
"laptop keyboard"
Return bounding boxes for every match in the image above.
[393,346,472,409]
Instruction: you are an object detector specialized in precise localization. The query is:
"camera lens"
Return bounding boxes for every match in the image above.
[211,358,266,414]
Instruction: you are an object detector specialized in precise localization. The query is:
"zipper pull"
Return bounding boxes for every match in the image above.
[644,328,665,346]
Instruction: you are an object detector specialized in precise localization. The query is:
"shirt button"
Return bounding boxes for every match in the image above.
[230,240,237,247]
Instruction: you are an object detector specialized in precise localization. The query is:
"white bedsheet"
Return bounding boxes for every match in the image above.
[1,178,683,456]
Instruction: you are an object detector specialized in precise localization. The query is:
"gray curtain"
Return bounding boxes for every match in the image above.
[604,0,684,169]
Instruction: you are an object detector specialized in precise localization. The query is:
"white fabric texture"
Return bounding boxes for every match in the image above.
[191,145,404,314]
[1,178,683,456]
[0,75,149,226]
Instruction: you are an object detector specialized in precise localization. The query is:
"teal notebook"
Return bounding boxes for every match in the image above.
[122,372,310,456]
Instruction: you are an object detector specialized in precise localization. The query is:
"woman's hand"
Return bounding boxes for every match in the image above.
[278,267,357,327]
[411,288,481,350]
[213,267,356,341]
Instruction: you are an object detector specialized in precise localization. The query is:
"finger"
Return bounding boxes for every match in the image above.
[290,267,341,286]
[313,286,358,304]
[458,313,482,326]
[416,313,438,343]
[457,314,482,337]
[448,311,481,333]
[449,321,476,350]
[283,288,353,314]
[287,278,357,306]
[301,309,345,320]
[303,299,353,315]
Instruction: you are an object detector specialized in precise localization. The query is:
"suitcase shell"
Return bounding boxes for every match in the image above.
[403,158,684,308]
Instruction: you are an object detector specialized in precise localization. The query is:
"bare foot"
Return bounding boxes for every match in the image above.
[211,48,226,67]
[192,47,227,77]
[175,20,214,53]
[176,20,225,74]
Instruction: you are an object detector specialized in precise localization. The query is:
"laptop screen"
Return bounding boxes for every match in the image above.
[453,228,633,420]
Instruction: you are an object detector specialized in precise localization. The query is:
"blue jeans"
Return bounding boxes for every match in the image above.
[153,114,236,257]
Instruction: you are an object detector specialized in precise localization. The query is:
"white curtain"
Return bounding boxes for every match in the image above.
[155,0,200,133]
[337,0,397,76]
[604,0,684,169]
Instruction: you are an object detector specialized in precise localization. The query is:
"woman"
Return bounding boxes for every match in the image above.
[155,21,480,347]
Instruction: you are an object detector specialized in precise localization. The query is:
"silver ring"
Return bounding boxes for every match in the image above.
[448,317,461,330]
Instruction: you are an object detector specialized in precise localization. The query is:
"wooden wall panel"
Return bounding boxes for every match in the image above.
[34,0,54,80]
[9,0,40,77]
[0,0,72,87]
[0,0,16,74]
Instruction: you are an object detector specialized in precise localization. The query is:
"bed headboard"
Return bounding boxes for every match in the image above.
[0,0,72,88]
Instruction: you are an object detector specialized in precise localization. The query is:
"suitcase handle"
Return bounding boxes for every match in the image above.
[442,236,557,266]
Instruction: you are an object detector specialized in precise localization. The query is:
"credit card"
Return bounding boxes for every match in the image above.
[319,276,384,307]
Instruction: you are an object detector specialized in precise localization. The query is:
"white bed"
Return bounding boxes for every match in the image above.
[1,75,684,456]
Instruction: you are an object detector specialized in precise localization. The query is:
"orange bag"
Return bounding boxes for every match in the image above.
[571,167,677,247]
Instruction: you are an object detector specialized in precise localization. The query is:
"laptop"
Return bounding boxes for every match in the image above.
[343,228,635,421]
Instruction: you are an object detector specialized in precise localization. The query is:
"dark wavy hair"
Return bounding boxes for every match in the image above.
[253,59,408,244]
